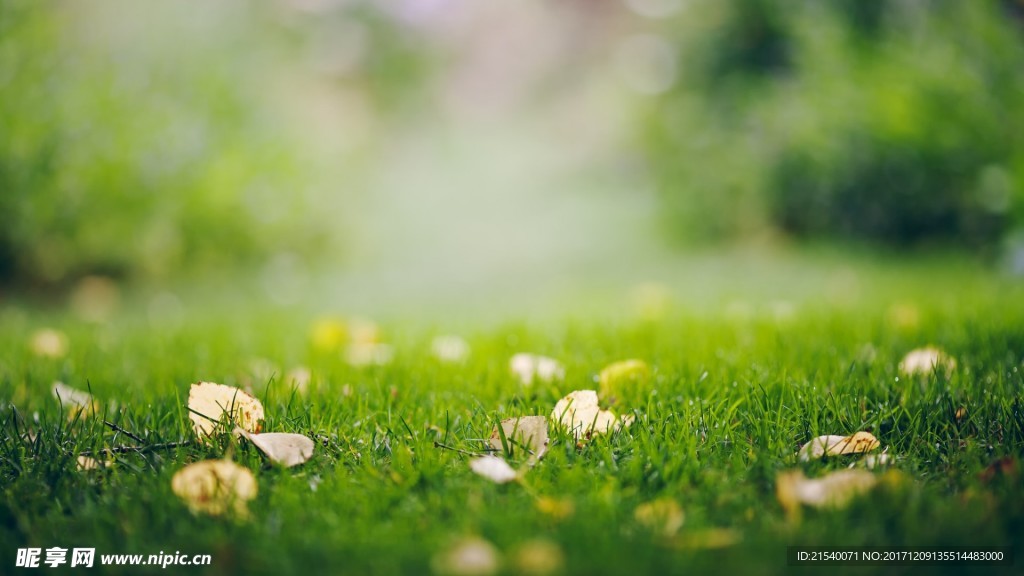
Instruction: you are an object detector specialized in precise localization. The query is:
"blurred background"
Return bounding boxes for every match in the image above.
[2,0,1023,321]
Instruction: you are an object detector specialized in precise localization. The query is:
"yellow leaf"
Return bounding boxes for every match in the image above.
[187,382,264,439]
[634,497,685,537]
[171,460,257,517]
[512,539,564,576]
[598,359,650,403]
[76,455,111,471]
[309,318,347,352]
[535,497,575,521]
[30,328,68,358]
[798,431,880,461]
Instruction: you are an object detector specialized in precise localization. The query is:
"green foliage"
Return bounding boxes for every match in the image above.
[0,0,435,287]
[642,0,1024,248]
[1,258,1023,574]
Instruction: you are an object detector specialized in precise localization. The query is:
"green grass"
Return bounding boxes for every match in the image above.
[2,258,1023,575]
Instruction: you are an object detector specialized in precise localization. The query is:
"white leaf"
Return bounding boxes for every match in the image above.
[235,429,315,467]
[510,353,564,386]
[52,382,98,419]
[550,390,629,439]
[432,537,501,576]
[469,455,519,484]
[76,455,111,471]
[776,469,878,512]
[345,343,394,367]
[432,335,470,363]
[188,382,264,439]
[30,328,68,358]
[489,416,549,461]
[899,346,956,376]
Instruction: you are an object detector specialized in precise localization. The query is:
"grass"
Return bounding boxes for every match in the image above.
[1,255,1023,575]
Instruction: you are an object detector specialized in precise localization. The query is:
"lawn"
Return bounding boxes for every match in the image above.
[2,252,1023,575]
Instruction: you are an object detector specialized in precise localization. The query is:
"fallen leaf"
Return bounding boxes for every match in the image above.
[171,460,257,517]
[76,455,111,471]
[432,536,501,576]
[629,282,672,320]
[675,528,742,550]
[535,497,574,521]
[235,428,315,467]
[510,354,564,386]
[310,318,347,352]
[51,382,98,419]
[798,431,880,461]
[634,497,685,537]
[285,366,312,395]
[850,453,895,470]
[899,346,956,376]
[489,416,548,461]
[469,455,519,484]
[70,275,120,323]
[188,382,264,439]
[550,390,630,439]
[954,406,967,422]
[512,539,564,576]
[776,469,878,518]
[432,335,470,363]
[30,328,67,358]
[345,343,393,367]
[598,359,650,403]
[979,457,1018,484]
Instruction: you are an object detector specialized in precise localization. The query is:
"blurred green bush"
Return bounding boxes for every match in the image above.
[0,0,433,288]
[640,0,1024,248]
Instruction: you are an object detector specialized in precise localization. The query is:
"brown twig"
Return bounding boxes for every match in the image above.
[102,420,146,444]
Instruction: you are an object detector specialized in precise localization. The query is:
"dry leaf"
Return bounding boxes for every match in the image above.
[798,431,880,461]
[509,354,564,386]
[285,366,312,395]
[235,428,315,467]
[432,537,501,576]
[598,359,650,402]
[70,275,120,323]
[512,539,564,576]
[488,416,549,461]
[469,455,519,484]
[30,328,68,358]
[675,528,741,550]
[188,382,264,439]
[310,318,347,352]
[899,347,956,376]
[345,343,394,367]
[777,469,878,517]
[76,455,111,471]
[432,335,470,363]
[535,497,575,521]
[51,382,98,419]
[634,497,685,537]
[550,390,630,439]
[629,282,672,320]
[850,453,894,470]
[171,460,257,517]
